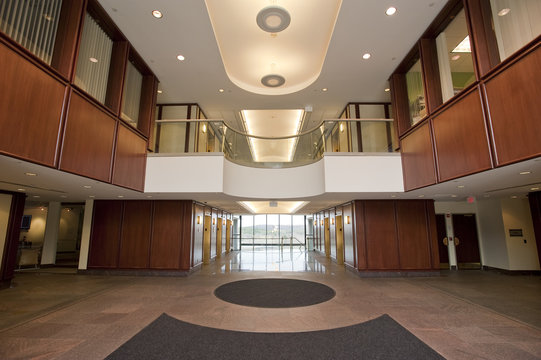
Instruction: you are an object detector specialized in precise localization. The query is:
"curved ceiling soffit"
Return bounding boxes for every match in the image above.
[205,0,342,95]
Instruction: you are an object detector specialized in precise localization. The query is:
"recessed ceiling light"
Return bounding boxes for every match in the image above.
[83,185,92,189]
[256,6,291,33]
[519,171,531,175]
[177,54,185,61]
[385,7,397,16]
[384,88,390,92]
[451,54,461,61]
[362,53,371,60]
[511,195,518,199]
[531,187,540,191]
[117,195,124,198]
[418,195,425,198]
[25,172,37,176]
[451,195,457,198]
[261,74,285,87]
[322,88,328,92]
[152,10,163,19]
[89,57,98,63]
[17,188,25,191]
[157,90,163,94]
[498,8,510,16]
[33,195,40,198]
[452,36,471,53]
[391,195,397,198]
[457,185,465,188]
[89,195,95,198]
[146,195,153,198]
[60,195,67,198]
[219,88,225,93]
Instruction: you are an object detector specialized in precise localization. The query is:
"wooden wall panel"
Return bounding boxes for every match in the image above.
[354,201,367,270]
[118,201,151,269]
[88,201,122,268]
[150,201,182,269]
[0,42,66,166]
[395,201,432,269]
[112,124,147,191]
[528,192,541,266]
[420,39,443,113]
[364,201,400,269]
[400,123,437,191]
[426,201,440,269]
[485,45,541,165]
[60,91,116,182]
[432,87,492,181]
[192,203,204,267]
[343,203,355,268]
[180,201,194,271]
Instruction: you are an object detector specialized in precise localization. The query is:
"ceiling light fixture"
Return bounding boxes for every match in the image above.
[117,195,124,198]
[418,195,425,198]
[83,185,92,189]
[25,172,37,176]
[256,6,291,33]
[152,10,163,19]
[177,54,185,61]
[219,88,224,93]
[33,195,40,198]
[519,171,531,175]
[157,90,163,94]
[457,185,465,188]
[497,8,510,16]
[384,88,390,92]
[89,195,95,198]
[451,54,461,61]
[89,57,98,63]
[261,74,285,87]
[385,7,397,16]
[17,188,25,191]
[322,88,328,92]
[362,53,371,60]
[531,187,540,191]
[452,36,471,53]
[511,195,518,199]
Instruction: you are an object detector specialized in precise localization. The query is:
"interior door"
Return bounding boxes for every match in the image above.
[452,214,481,269]
[436,214,449,267]
[324,218,330,258]
[203,215,211,264]
[335,215,344,265]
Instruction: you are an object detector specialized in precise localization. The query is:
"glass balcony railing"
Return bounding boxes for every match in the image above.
[152,119,397,168]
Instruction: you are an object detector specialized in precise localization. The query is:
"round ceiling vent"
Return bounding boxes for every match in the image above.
[256,6,291,33]
[261,74,286,87]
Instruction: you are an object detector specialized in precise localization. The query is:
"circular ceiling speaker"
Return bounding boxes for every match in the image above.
[261,74,286,87]
[256,6,291,33]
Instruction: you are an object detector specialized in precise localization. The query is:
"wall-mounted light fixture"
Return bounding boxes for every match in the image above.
[197,216,201,224]
[346,216,350,224]
[340,123,344,132]
[202,124,207,133]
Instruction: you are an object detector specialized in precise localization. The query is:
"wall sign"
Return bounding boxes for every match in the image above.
[509,229,523,237]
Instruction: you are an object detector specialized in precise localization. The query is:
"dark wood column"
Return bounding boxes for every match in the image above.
[528,192,541,266]
[0,192,26,289]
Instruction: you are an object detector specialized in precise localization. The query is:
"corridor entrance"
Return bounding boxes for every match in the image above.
[436,213,481,270]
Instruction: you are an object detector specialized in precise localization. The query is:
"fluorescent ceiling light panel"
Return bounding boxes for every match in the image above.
[205,0,342,95]
[452,36,471,53]
[241,109,303,162]
[238,201,308,214]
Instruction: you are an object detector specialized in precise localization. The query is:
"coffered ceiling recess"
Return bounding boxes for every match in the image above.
[205,0,342,95]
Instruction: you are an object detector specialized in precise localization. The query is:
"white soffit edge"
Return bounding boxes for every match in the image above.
[205,0,342,95]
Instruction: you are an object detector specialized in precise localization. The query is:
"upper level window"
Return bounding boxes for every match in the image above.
[74,13,113,104]
[490,0,541,61]
[0,0,63,65]
[120,60,143,127]
[436,8,476,102]
[405,58,427,126]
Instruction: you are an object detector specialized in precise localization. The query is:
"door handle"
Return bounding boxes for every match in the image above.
[454,237,460,246]
[443,237,448,246]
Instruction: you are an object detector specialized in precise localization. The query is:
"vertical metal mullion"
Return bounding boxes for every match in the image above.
[8,0,21,38]
[16,0,28,46]
[32,0,46,57]
[40,0,54,62]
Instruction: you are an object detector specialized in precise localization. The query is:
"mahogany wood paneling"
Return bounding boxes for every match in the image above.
[343,203,355,268]
[432,87,492,181]
[395,201,432,269]
[426,201,440,269]
[420,38,443,113]
[88,201,122,268]
[390,73,411,136]
[139,75,158,139]
[0,193,26,284]
[60,91,116,182]
[354,201,367,270]
[150,201,182,269]
[0,42,66,166]
[180,201,193,271]
[364,201,400,270]
[484,45,541,165]
[528,192,541,265]
[50,0,85,79]
[118,201,151,269]
[436,214,449,265]
[400,122,437,191]
[104,41,129,115]
[452,214,481,265]
[192,203,204,267]
[112,124,147,191]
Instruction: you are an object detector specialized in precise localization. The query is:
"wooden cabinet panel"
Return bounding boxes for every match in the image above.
[485,46,541,165]
[343,203,355,268]
[364,201,400,269]
[150,201,182,269]
[432,87,493,181]
[179,201,193,271]
[88,201,122,268]
[426,201,440,269]
[112,124,147,191]
[118,201,151,269]
[400,123,437,191]
[60,91,116,182]
[395,201,432,269]
[0,42,66,166]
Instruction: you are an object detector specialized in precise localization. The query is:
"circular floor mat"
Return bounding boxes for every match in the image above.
[214,278,336,308]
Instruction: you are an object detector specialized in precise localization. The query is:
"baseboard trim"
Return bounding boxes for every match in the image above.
[482,265,541,276]
[79,268,191,277]
[350,269,441,278]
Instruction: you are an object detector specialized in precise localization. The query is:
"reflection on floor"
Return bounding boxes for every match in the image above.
[0,248,540,359]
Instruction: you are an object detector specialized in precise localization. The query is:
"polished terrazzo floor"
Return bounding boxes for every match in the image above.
[0,248,540,359]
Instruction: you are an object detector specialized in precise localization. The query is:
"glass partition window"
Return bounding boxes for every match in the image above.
[253,215,266,245]
[405,58,427,126]
[0,0,63,65]
[490,0,541,61]
[121,61,143,127]
[74,13,113,104]
[240,215,305,247]
[436,9,476,102]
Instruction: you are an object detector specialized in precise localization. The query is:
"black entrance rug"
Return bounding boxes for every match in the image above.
[105,313,445,360]
[214,278,336,308]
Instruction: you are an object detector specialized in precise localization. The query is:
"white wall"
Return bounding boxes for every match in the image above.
[323,153,403,193]
[501,198,540,270]
[476,199,509,269]
[435,201,478,214]
[0,194,13,266]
